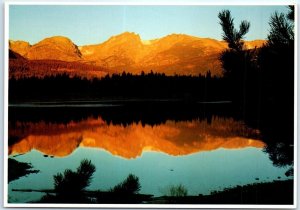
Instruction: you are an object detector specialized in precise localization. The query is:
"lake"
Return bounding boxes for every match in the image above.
[7,101,292,203]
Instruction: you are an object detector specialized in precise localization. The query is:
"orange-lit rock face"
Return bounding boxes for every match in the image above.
[25,36,82,62]
[244,40,266,49]
[9,40,31,57]
[9,33,265,77]
[9,117,265,159]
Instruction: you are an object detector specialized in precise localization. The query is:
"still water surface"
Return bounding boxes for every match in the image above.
[8,103,289,203]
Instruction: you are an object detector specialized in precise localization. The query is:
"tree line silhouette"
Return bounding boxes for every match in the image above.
[9,71,229,103]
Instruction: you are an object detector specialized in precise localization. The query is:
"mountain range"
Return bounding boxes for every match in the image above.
[9,32,265,78]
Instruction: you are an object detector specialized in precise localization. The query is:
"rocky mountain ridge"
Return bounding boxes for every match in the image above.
[9,32,265,77]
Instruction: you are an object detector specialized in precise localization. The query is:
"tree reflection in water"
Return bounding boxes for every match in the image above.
[8,158,39,183]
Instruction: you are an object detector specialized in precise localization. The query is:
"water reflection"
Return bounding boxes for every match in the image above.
[9,147,289,203]
[8,158,39,183]
[8,105,292,204]
[9,117,264,158]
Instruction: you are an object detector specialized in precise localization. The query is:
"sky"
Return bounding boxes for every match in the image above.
[9,5,290,46]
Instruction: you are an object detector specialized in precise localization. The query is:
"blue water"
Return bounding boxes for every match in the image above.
[8,146,288,203]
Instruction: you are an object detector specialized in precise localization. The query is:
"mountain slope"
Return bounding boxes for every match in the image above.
[135,34,228,75]
[9,40,31,57]
[80,32,146,67]
[26,36,82,62]
[9,33,265,77]
[9,48,107,79]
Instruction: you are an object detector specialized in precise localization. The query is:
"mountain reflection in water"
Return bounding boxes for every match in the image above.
[9,116,264,158]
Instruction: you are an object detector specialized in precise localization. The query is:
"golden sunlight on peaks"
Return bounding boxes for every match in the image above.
[9,40,31,57]
[9,117,265,159]
[141,40,153,45]
[10,32,266,77]
[26,36,82,62]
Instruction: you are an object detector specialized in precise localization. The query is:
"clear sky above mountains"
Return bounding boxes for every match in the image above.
[9,5,289,46]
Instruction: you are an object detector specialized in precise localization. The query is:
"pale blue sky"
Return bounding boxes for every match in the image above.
[9,5,290,46]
